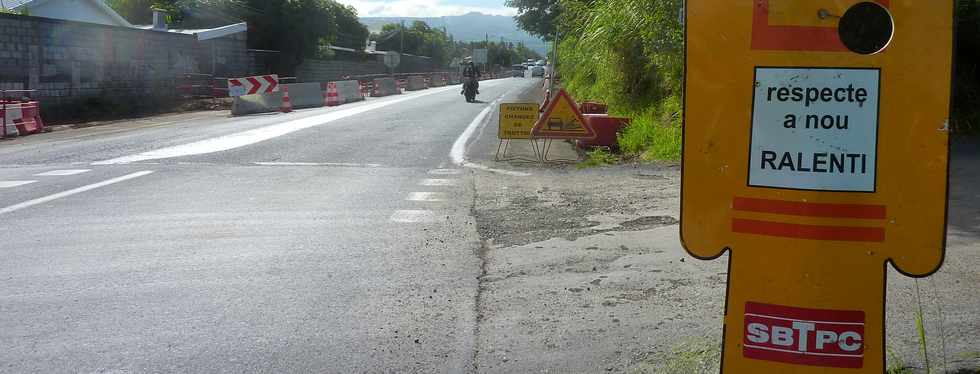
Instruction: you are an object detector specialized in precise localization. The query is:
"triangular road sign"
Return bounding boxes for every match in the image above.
[531,89,597,140]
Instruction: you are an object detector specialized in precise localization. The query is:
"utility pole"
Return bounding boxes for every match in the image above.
[550,31,559,101]
[400,20,405,55]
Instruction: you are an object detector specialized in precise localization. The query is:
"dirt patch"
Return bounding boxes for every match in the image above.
[475,167,680,248]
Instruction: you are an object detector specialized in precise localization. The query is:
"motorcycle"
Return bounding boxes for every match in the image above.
[462,76,479,103]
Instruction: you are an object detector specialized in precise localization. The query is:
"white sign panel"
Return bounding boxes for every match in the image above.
[228,85,247,97]
[384,52,401,68]
[749,67,880,192]
[474,49,488,64]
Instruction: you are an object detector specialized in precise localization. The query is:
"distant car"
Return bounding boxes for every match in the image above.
[511,65,526,78]
[531,66,545,77]
[535,60,546,66]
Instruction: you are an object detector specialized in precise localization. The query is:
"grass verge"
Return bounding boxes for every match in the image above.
[616,95,682,162]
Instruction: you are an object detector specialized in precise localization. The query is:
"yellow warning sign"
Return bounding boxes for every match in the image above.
[682,1,952,372]
[498,103,539,139]
[531,90,596,140]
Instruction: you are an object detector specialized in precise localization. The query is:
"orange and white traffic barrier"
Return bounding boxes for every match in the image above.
[280,86,293,113]
[15,101,44,134]
[325,82,340,107]
[2,101,45,138]
[540,89,551,113]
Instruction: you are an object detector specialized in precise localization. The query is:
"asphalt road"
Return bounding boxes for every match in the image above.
[0,77,541,373]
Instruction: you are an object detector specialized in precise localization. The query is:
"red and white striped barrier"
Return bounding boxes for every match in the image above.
[324,82,340,107]
[228,74,280,97]
[1,101,45,138]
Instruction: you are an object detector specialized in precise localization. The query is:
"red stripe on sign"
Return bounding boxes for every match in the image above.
[732,219,885,242]
[264,75,278,93]
[246,77,261,95]
[743,302,865,368]
[733,197,886,219]
[751,0,890,52]
[746,302,865,323]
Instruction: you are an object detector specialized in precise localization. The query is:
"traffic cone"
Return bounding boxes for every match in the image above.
[325,82,340,107]
[280,86,293,113]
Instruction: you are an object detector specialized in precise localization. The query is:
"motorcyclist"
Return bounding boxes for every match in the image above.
[461,57,480,96]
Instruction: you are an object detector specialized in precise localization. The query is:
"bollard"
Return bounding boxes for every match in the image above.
[280,86,293,113]
[325,82,340,107]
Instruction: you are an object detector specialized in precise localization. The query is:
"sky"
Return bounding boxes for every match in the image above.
[336,0,517,18]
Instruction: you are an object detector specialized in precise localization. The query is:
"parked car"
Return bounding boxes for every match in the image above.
[531,66,545,77]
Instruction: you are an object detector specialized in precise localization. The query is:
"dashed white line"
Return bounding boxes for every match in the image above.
[460,161,532,177]
[406,192,448,202]
[0,181,37,189]
[34,169,92,176]
[428,169,463,176]
[0,171,154,216]
[390,210,438,223]
[419,179,459,187]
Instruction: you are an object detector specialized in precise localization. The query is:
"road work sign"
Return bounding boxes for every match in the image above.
[682,1,952,373]
[531,89,596,140]
[499,103,539,139]
[228,75,279,97]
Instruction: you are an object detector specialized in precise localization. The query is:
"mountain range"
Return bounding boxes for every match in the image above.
[359,12,549,55]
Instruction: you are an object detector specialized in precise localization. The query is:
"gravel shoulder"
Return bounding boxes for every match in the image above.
[469,138,980,373]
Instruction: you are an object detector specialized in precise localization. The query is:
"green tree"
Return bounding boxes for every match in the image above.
[371,21,454,66]
[505,0,560,39]
[108,0,369,74]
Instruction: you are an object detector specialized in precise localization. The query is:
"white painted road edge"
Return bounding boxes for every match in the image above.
[0,171,154,215]
[450,91,532,177]
[92,81,506,165]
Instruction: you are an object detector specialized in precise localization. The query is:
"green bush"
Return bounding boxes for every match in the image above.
[617,93,682,161]
[555,0,684,161]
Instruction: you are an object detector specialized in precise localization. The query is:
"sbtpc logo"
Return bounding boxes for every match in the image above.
[743,302,865,368]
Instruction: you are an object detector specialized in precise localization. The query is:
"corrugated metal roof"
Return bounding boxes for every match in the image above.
[1,0,34,9]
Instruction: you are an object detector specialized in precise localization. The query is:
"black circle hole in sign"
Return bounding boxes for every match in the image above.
[838,2,894,55]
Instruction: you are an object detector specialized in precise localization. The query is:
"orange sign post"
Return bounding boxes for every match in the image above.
[682,1,952,372]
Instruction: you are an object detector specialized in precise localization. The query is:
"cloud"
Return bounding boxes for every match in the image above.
[338,0,517,17]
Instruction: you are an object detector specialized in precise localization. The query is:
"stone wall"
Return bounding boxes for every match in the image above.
[0,13,248,122]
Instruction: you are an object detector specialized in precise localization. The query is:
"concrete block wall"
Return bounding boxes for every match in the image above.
[0,13,249,122]
[295,54,437,83]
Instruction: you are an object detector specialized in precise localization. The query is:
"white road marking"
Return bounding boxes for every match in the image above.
[34,169,92,176]
[419,179,459,187]
[0,180,37,189]
[450,97,498,165]
[461,161,532,177]
[91,83,495,166]
[253,162,382,168]
[449,87,532,177]
[0,171,154,216]
[406,192,448,202]
[428,169,463,175]
[390,210,438,223]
